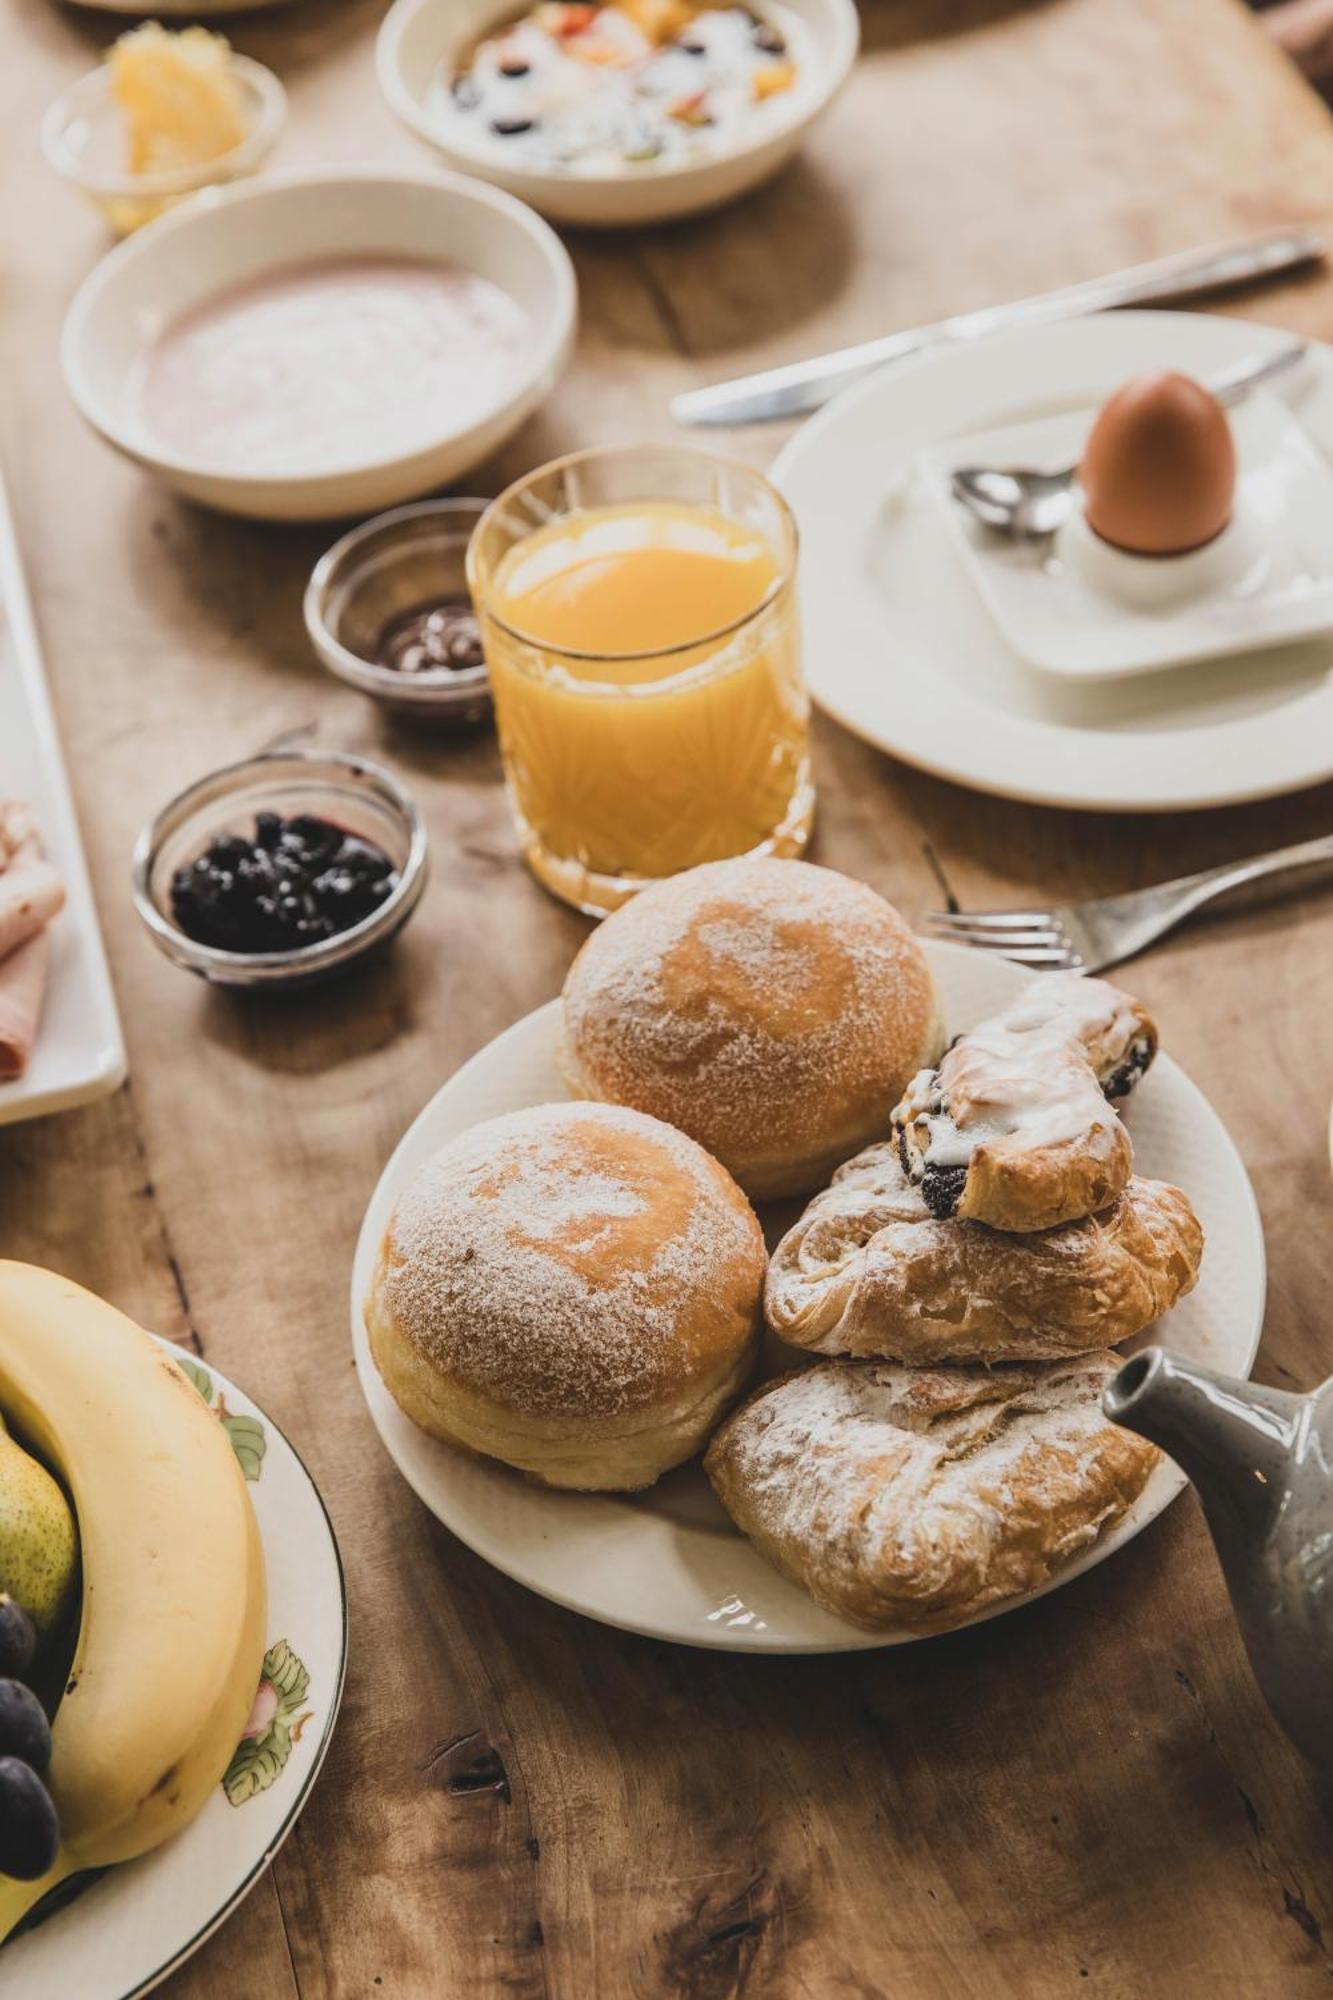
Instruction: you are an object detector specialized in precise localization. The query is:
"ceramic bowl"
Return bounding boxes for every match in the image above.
[377,0,859,227]
[132,748,428,987]
[61,167,578,522]
[42,53,287,236]
[305,499,492,721]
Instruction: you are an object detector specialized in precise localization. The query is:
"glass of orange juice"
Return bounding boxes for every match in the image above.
[467,444,812,915]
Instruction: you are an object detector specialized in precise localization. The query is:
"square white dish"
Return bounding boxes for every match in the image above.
[0,469,126,1126]
[917,389,1333,680]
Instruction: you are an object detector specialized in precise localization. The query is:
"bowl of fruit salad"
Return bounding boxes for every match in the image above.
[377,0,857,225]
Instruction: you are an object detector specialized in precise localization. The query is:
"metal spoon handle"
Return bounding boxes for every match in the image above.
[1210,339,1308,405]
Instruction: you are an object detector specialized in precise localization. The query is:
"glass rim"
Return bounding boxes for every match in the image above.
[466,441,799,665]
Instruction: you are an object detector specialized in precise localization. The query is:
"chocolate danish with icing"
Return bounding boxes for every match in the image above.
[365,1100,766,1492]
[766,1140,1202,1364]
[891,971,1157,1234]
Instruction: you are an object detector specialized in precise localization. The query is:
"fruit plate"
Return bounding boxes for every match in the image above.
[350,941,1266,1654]
[0,1342,346,2000]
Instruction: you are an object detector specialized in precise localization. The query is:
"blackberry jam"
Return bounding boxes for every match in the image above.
[170,812,399,955]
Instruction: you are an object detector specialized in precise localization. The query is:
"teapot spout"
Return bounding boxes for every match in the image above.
[1104,1346,1300,1544]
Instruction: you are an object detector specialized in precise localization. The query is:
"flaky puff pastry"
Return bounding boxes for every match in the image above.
[892,972,1158,1233]
[765,1141,1202,1364]
[705,1353,1159,1632]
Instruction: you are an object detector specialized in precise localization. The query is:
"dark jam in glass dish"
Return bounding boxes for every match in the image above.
[170,812,399,955]
[374,597,485,678]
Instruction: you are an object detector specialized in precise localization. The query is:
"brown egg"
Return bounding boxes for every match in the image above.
[1080,370,1236,556]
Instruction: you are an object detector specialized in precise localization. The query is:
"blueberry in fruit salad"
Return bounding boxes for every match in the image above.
[170,812,400,956]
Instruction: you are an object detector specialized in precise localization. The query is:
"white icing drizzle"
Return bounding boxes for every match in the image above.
[896,972,1151,1172]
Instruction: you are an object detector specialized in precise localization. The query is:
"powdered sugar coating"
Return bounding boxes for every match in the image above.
[373,1101,765,1420]
[561,858,940,1188]
[706,1353,1158,1629]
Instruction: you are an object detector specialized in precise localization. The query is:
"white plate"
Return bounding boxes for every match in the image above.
[61,168,578,524]
[0,1341,347,2000]
[774,310,1333,811]
[0,469,125,1127]
[350,943,1266,1653]
[378,0,858,228]
[917,390,1333,679]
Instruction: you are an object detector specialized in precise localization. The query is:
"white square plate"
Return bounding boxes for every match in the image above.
[0,470,126,1126]
[917,389,1333,679]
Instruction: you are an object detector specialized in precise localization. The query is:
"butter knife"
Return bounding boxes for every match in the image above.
[670,228,1325,428]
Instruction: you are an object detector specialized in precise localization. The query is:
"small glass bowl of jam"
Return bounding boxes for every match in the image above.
[132,749,427,988]
[305,499,492,721]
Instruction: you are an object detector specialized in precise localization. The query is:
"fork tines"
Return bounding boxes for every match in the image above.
[925,909,1084,970]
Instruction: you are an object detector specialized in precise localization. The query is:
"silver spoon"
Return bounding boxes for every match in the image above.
[949,340,1308,539]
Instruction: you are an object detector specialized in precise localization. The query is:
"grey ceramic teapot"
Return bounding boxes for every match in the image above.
[1105,1346,1331,1768]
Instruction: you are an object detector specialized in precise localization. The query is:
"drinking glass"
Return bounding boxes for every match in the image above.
[467,443,812,915]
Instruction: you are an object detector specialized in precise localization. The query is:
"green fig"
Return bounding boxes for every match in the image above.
[0,1425,77,1638]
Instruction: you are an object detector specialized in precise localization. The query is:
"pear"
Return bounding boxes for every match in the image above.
[0,1417,77,1637]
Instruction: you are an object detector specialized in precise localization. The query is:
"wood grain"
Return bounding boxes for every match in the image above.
[4,0,1333,1992]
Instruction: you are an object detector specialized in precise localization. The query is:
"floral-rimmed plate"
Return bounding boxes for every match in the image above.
[0,1342,346,2000]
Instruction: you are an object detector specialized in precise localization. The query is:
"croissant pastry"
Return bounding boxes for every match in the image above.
[705,1352,1160,1633]
[891,972,1158,1233]
[765,1141,1201,1364]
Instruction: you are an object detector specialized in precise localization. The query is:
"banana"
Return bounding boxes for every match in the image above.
[0,1263,267,1937]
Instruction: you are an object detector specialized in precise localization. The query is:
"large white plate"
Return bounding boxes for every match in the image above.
[351,943,1266,1653]
[0,1341,347,1999]
[0,468,125,1125]
[774,309,1333,811]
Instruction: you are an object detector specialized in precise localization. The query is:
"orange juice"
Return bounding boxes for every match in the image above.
[470,475,811,914]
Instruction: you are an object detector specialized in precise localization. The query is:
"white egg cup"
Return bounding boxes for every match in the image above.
[1056,501,1254,610]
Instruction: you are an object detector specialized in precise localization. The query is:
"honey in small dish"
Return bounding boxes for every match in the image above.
[1080,370,1235,556]
[45,25,284,237]
[111,25,246,177]
[468,450,811,915]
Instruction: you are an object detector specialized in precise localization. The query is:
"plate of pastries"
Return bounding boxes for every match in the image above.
[351,856,1265,1651]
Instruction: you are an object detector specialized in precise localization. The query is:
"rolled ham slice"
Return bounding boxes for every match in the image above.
[0,802,65,1081]
[0,927,50,1081]
[0,847,64,963]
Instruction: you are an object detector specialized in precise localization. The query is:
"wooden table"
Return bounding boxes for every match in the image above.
[5,0,1333,1991]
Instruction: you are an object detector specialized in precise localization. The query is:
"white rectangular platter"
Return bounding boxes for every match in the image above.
[0,468,126,1127]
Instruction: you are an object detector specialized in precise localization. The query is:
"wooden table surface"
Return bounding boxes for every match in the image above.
[5,0,1333,1991]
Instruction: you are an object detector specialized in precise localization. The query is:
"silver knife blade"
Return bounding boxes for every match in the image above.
[670,228,1325,428]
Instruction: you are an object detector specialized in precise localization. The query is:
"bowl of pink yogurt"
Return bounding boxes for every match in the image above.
[60,166,578,522]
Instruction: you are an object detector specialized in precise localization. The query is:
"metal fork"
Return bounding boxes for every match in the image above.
[925,833,1333,972]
